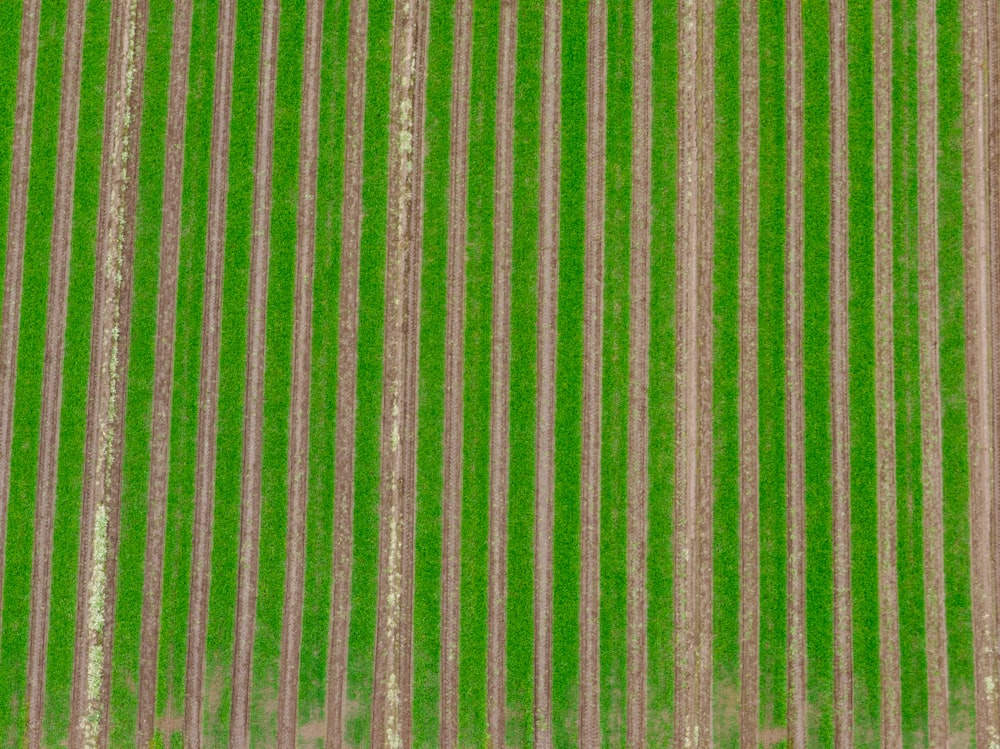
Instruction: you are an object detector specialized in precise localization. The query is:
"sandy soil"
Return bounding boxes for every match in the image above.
[487,2,517,746]
[134,2,192,745]
[626,2,651,746]
[275,1,323,746]
[324,0,368,744]
[25,0,86,744]
[0,0,40,643]
[228,2,280,746]
[738,0,760,744]
[440,0,472,744]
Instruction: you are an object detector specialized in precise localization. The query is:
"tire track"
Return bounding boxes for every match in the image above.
[136,1,193,744]
[25,0,86,744]
[0,0,40,641]
[68,0,148,744]
[627,0,651,744]
[829,0,854,743]
[872,0,902,744]
[276,1,324,744]
[579,0,606,743]
[323,0,368,743]
[440,0,472,743]
[737,0,760,742]
[916,0,949,742]
[535,0,561,745]
[229,1,280,745]
[487,1,517,744]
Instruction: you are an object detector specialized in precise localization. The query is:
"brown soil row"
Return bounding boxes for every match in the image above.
[738,0,760,743]
[626,0,651,744]
[487,1,517,745]
[323,0,369,743]
[25,0,86,744]
[440,0,472,743]
[534,2,561,746]
[275,1,324,745]
[0,0,40,642]
[228,1,280,745]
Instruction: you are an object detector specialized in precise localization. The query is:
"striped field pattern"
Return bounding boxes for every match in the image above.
[0,0,999,746]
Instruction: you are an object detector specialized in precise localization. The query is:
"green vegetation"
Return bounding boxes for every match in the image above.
[0,0,22,281]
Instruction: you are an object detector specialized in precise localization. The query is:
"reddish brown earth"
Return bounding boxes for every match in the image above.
[738,0,760,743]
[829,0,854,744]
[275,1,324,745]
[323,0,368,744]
[0,0,40,642]
[487,1,517,745]
[534,2,561,746]
[136,1,193,745]
[440,0,472,744]
[25,0,86,743]
[228,1,280,746]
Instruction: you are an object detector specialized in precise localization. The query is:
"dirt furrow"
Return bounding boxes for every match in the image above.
[25,0,87,743]
[626,0,651,744]
[0,0,40,640]
[534,1,561,745]
[275,1,324,745]
[916,0,949,742]
[323,0,368,743]
[228,2,280,746]
[440,0,472,743]
[487,1,517,745]
[737,0,760,742]
[962,0,1000,741]
[829,0,854,743]
[135,1,193,745]
[68,1,149,745]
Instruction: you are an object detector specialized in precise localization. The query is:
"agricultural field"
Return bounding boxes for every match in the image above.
[0,0,999,746]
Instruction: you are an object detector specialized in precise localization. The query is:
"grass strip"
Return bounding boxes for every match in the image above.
[0,0,23,280]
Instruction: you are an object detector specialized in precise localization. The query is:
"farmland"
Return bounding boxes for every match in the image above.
[1,0,1000,747]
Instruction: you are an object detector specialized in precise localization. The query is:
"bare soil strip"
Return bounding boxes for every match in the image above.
[68,1,148,744]
[627,0,651,744]
[872,0,902,744]
[275,1,324,745]
[0,0,40,639]
[738,0,760,743]
[829,0,854,743]
[785,0,807,744]
[916,0,950,742]
[579,0,606,744]
[228,2,280,745]
[534,1,561,745]
[962,0,1000,742]
[440,0,472,743]
[25,0,86,743]
[324,0,369,743]
[487,1,517,744]
[136,1,193,744]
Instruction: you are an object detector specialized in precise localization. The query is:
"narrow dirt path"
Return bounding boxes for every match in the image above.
[626,0,651,744]
[275,1,324,745]
[534,1,561,745]
[25,1,87,744]
[872,0,902,744]
[962,0,1000,742]
[829,0,854,743]
[440,0,472,743]
[136,1,193,745]
[229,1,280,745]
[68,1,149,745]
[487,1,517,745]
[0,0,41,640]
[916,0,949,742]
[579,0,606,744]
[784,0,806,744]
[737,0,759,743]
